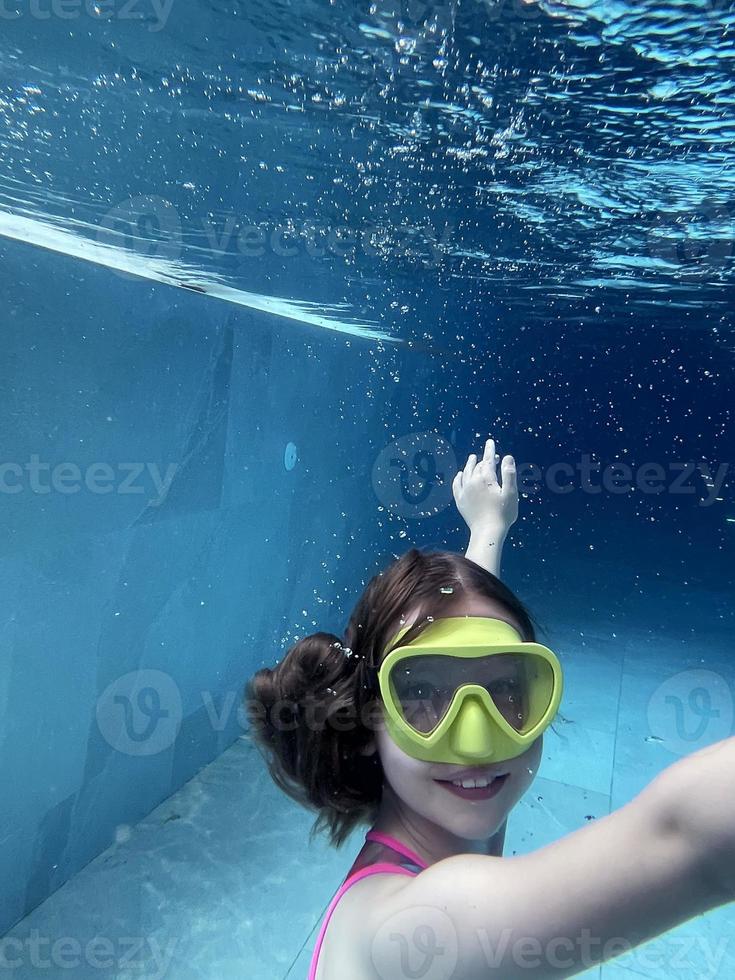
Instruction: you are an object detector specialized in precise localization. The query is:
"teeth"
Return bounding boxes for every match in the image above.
[448,774,506,789]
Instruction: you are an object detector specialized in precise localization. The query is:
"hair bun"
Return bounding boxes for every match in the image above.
[244,631,353,734]
[278,631,351,701]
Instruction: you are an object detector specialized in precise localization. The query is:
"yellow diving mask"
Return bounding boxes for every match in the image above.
[367,616,563,765]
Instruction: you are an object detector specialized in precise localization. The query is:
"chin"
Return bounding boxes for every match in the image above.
[434,807,509,843]
[427,784,511,836]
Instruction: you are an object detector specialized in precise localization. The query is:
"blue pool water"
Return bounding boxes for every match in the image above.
[0,0,733,977]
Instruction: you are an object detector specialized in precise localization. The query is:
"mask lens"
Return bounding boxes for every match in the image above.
[388,658,453,734]
[388,652,555,735]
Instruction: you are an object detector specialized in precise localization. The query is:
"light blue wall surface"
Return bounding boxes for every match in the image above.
[0,234,415,936]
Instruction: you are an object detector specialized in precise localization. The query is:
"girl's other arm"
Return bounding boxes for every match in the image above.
[455,437,519,578]
[365,735,735,979]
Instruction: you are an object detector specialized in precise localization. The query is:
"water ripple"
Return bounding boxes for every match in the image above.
[0,0,732,331]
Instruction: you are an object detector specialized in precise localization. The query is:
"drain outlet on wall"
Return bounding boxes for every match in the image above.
[284,442,298,471]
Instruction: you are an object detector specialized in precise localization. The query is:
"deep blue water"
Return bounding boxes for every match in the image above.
[1,0,734,330]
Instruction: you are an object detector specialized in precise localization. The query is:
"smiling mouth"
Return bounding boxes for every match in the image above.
[435,769,509,784]
[434,773,510,800]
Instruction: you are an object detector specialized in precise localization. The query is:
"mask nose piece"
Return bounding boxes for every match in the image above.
[448,696,497,760]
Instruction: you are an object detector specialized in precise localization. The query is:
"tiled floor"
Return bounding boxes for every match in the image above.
[3,613,734,979]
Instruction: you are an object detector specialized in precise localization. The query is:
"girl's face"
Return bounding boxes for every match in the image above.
[371,595,543,844]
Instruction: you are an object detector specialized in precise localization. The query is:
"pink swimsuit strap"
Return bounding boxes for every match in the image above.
[364,829,429,870]
[307,831,429,979]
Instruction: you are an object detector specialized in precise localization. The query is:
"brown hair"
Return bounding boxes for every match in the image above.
[243,548,545,848]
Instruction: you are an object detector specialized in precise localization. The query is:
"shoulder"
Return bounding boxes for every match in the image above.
[316,870,415,979]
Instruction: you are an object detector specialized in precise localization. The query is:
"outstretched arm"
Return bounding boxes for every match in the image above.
[453,437,518,578]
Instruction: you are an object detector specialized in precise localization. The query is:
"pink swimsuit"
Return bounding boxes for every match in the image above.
[307,829,429,979]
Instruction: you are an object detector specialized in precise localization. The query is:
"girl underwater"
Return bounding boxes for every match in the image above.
[245,437,735,979]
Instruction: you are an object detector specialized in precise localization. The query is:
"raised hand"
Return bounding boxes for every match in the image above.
[453,437,518,537]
